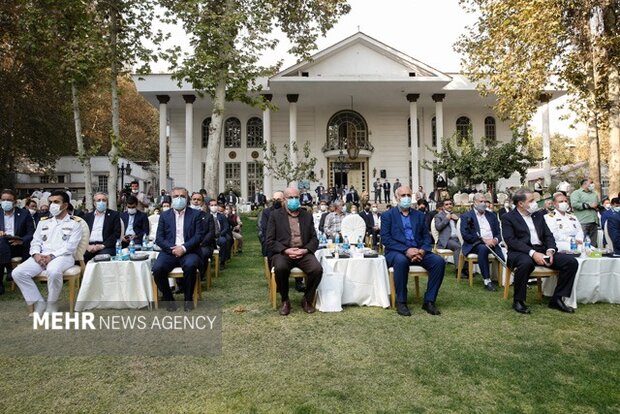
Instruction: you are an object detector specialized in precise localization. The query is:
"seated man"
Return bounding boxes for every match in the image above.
[434,199,462,271]
[12,190,83,314]
[152,187,205,311]
[606,202,620,255]
[25,198,42,226]
[84,192,121,263]
[208,199,230,268]
[189,192,215,277]
[266,187,322,316]
[121,195,149,247]
[544,192,584,251]
[501,189,578,314]
[0,189,35,294]
[381,186,446,316]
[324,201,346,240]
[460,193,505,291]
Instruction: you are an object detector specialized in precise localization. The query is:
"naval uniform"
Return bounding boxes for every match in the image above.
[544,211,584,252]
[13,214,83,305]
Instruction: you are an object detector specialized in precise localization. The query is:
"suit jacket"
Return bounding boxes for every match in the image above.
[501,209,556,256]
[382,182,391,191]
[155,207,205,254]
[359,210,374,233]
[266,207,319,255]
[0,207,35,261]
[212,212,230,239]
[346,191,359,203]
[380,207,432,255]
[121,210,149,243]
[498,207,511,220]
[460,209,502,256]
[434,210,458,248]
[84,209,121,249]
[300,192,313,206]
[606,212,620,254]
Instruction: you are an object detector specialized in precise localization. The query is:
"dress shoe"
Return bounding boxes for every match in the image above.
[0,281,4,295]
[549,297,574,313]
[279,300,291,316]
[295,279,306,293]
[422,301,441,315]
[301,297,315,314]
[484,282,497,292]
[184,301,194,312]
[396,302,411,316]
[166,301,178,312]
[512,301,531,314]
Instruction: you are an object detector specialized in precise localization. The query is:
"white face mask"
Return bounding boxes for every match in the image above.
[371,207,378,213]
[526,201,539,214]
[28,208,37,215]
[587,184,595,192]
[557,202,569,213]
[603,204,611,210]
[504,203,510,209]
[162,207,170,212]
[49,203,63,217]
[209,206,218,214]
[320,205,327,211]
[190,204,202,210]
[127,208,137,215]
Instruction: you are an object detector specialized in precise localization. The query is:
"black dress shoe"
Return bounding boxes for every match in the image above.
[484,282,497,292]
[512,301,531,314]
[422,301,441,315]
[279,300,291,316]
[166,301,178,312]
[184,301,194,312]
[549,297,575,313]
[396,302,411,316]
[301,297,315,314]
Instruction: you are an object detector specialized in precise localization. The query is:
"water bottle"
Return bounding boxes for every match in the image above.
[584,235,591,251]
[343,236,350,252]
[334,233,341,245]
[569,236,577,252]
[143,234,148,249]
[115,239,122,258]
[357,236,364,250]
[129,239,136,255]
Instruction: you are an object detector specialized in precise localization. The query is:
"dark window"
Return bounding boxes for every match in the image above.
[326,110,369,152]
[246,117,263,148]
[224,117,241,148]
[431,116,437,147]
[456,116,472,145]
[201,117,211,148]
[484,116,496,145]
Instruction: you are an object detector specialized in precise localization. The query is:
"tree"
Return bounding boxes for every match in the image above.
[456,0,620,195]
[527,133,585,167]
[262,141,318,186]
[161,0,350,194]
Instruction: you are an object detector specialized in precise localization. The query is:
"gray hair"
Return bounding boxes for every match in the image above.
[92,192,108,201]
[171,187,188,195]
[473,193,486,203]
[512,189,531,205]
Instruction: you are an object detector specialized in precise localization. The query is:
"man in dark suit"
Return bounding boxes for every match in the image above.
[208,199,231,269]
[84,192,121,263]
[153,187,206,311]
[120,195,149,247]
[359,202,378,246]
[25,198,42,227]
[226,190,238,206]
[300,188,313,207]
[498,201,512,221]
[251,190,267,210]
[0,189,35,293]
[501,189,577,314]
[258,191,283,257]
[315,183,325,202]
[189,192,215,280]
[381,186,445,316]
[460,193,505,291]
[382,179,391,203]
[606,203,620,255]
[345,186,360,207]
[266,187,322,316]
[434,199,461,269]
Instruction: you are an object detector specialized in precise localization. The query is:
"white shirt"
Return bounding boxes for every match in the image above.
[30,214,82,257]
[89,211,105,242]
[126,214,136,236]
[372,213,381,229]
[174,209,185,245]
[449,219,457,238]
[544,211,584,251]
[518,210,543,257]
[3,211,15,236]
[475,211,494,240]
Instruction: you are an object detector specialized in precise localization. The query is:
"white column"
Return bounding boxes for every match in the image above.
[156,95,169,192]
[287,94,299,169]
[183,94,196,190]
[262,94,273,197]
[540,93,552,187]
[407,94,420,188]
[433,94,445,154]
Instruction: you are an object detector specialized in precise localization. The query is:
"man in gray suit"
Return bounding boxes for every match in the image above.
[434,199,462,268]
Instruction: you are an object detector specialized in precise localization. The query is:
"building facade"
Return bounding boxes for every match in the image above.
[134,33,560,200]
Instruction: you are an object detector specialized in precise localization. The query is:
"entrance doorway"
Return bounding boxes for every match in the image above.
[328,159,368,192]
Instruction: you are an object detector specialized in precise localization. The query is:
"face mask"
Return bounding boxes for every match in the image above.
[1,200,14,212]
[273,200,282,209]
[587,184,595,191]
[371,207,378,213]
[504,203,510,209]
[399,197,412,210]
[320,205,327,211]
[132,189,138,194]
[364,207,370,212]
[557,202,569,213]
[287,198,300,211]
[28,208,37,215]
[603,204,611,210]
[49,203,63,217]
[526,201,539,214]
[474,202,486,212]
[172,196,187,210]
[162,207,170,212]
[127,208,137,215]
[95,201,107,212]
[190,204,202,210]
[209,206,218,214]
[613,207,620,213]
[351,210,358,214]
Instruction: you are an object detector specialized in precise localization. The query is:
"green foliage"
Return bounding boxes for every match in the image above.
[527,132,584,167]
[262,141,318,184]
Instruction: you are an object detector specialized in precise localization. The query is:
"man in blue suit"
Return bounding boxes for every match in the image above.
[0,189,35,294]
[460,193,505,291]
[605,201,620,255]
[153,187,205,311]
[381,185,445,316]
[121,195,149,247]
[208,199,230,269]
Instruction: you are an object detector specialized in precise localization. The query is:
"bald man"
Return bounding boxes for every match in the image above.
[266,187,322,315]
[381,186,446,316]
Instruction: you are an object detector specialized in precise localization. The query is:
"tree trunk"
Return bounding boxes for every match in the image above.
[108,4,120,210]
[71,82,93,211]
[608,66,620,197]
[203,78,226,197]
[587,114,602,194]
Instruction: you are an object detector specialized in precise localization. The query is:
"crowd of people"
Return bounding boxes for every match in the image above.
[2,176,619,316]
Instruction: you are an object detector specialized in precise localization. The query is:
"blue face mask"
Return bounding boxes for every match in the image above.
[95,201,107,212]
[399,197,412,210]
[287,198,301,211]
[172,196,187,210]
[613,207,620,213]
[1,200,14,212]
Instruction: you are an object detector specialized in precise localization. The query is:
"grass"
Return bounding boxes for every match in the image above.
[0,215,619,413]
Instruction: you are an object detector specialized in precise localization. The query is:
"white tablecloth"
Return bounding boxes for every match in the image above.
[542,257,620,308]
[75,259,155,311]
[315,249,390,311]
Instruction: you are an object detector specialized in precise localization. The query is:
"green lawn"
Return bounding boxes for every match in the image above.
[1,216,619,413]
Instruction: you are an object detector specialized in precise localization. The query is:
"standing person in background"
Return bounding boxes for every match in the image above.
[373,178,382,204]
[130,181,150,212]
[534,177,544,196]
[120,195,149,247]
[570,178,600,247]
[392,179,402,197]
[415,186,426,202]
[383,179,391,204]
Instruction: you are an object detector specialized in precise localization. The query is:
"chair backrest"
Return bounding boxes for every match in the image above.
[605,221,613,252]
[484,192,493,202]
[497,193,508,205]
[453,193,460,205]
[456,218,464,245]
[460,193,470,205]
[75,219,90,261]
[430,217,440,246]
[340,214,367,244]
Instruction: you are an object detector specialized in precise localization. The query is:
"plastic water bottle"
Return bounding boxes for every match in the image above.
[569,236,577,252]
[343,236,350,252]
[115,239,122,258]
[357,236,364,250]
[129,239,136,255]
[584,235,591,251]
[334,233,341,245]
[143,234,148,249]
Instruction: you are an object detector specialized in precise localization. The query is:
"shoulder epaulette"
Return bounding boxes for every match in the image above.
[71,215,83,222]
[40,216,49,221]
[548,212,555,218]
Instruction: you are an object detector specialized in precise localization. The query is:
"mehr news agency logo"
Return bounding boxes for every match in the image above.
[32,312,218,331]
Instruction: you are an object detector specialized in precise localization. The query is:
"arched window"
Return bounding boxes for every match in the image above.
[201,117,211,148]
[484,116,496,145]
[407,118,421,147]
[456,116,472,145]
[431,116,437,147]
[224,117,241,148]
[246,117,263,148]
[325,110,369,152]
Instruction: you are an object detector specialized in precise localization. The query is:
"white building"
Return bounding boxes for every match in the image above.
[134,32,561,199]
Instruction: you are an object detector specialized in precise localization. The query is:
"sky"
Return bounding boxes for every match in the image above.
[152,0,584,138]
